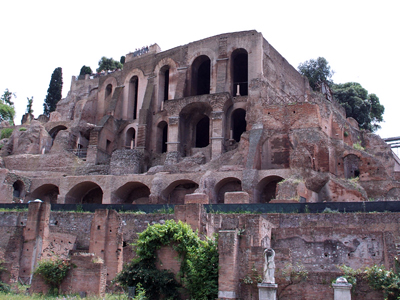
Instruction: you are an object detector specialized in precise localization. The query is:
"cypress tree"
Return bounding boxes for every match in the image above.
[43,67,63,116]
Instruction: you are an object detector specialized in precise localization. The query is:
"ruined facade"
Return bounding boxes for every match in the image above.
[0,30,399,298]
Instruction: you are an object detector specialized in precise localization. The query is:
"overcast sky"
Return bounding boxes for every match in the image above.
[1,0,399,140]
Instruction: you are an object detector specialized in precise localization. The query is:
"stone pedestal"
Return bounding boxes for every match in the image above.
[332,277,352,300]
[258,283,278,300]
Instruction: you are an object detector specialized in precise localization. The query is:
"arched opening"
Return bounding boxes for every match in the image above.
[191,55,211,96]
[129,76,139,120]
[159,65,170,102]
[65,181,103,204]
[161,180,199,205]
[112,182,150,204]
[231,108,246,142]
[232,49,248,96]
[214,177,242,204]
[125,127,136,149]
[13,180,25,199]
[179,102,212,156]
[256,176,284,203]
[27,184,59,204]
[48,125,68,140]
[157,121,168,153]
[105,84,113,99]
[195,116,210,148]
[344,154,361,179]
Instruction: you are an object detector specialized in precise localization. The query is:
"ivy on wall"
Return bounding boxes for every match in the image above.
[114,220,218,300]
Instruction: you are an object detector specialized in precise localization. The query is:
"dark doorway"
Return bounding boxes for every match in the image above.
[191,56,211,96]
[129,76,139,119]
[196,116,210,148]
[232,49,248,96]
[231,109,246,142]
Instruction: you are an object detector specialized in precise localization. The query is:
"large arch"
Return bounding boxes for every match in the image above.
[256,176,284,203]
[154,57,178,110]
[48,125,68,139]
[27,184,59,204]
[112,182,150,204]
[214,177,242,204]
[231,49,248,96]
[122,69,146,121]
[65,181,103,204]
[179,102,212,156]
[191,55,211,96]
[161,180,199,205]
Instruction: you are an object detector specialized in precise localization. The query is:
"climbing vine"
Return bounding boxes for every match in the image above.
[114,220,218,300]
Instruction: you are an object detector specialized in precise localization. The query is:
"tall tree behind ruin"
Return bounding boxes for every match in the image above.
[43,67,63,116]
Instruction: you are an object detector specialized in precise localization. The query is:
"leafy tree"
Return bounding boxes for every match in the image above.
[26,96,34,114]
[332,82,384,131]
[34,258,71,295]
[298,57,384,132]
[298,57,334,91]
[0,89,16,125]
[96,56,123,73]
[120,56,126,64]
[43,67,63,116]
[79,65,92,76]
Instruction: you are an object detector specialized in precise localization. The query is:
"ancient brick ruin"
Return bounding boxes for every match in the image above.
[0,30,400,298]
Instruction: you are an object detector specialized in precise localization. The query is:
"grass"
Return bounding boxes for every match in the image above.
[0,292,130,299]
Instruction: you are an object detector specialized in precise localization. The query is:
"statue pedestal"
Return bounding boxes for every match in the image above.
[257,282,278,300]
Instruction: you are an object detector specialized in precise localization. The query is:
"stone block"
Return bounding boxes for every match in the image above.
[224,191,249,204]
[184,193,209,204]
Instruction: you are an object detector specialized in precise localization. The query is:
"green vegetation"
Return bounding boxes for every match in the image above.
[298,58,384,132]
[96,57,123,73]
[79,65,92,76]
[298,57,333,91]
[26,96,34,114]
[0,88,16,125]
[339,258,400,299]
[19,127,27,131]
[43,67,63,116]
[114,220,218,300]
[34,258,71,295]
[0,127,13,139]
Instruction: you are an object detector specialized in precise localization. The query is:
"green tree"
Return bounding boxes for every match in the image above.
[79,65,92,76]
[332,82,384,131]
[43,67,63,116]
[26,96,34,114]
[96,56,123,73]
[0,89,16,125]
[120,56,126,64]
[298,57,334,91]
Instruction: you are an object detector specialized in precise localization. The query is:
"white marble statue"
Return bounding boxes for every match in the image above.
[263,248,275,283]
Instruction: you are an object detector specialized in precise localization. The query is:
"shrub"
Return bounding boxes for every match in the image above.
[0,128,13,139]
[114,220,218,300]
[34,258,71,295]
[19,127,27,131]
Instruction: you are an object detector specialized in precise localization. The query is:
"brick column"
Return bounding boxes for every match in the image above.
[218,229,239,299]
[19,201,50,283]
[89,210,123,282]
[211,111,224,160]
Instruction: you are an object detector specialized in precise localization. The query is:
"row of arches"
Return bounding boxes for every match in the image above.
[101,49,249,122]
[25,175,284,205]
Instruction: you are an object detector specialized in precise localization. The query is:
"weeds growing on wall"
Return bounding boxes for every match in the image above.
[339,257,400,299]
[34,258,71,295]
[0,260,10,293]
[0,128,13,139]
[114,220,218,300]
